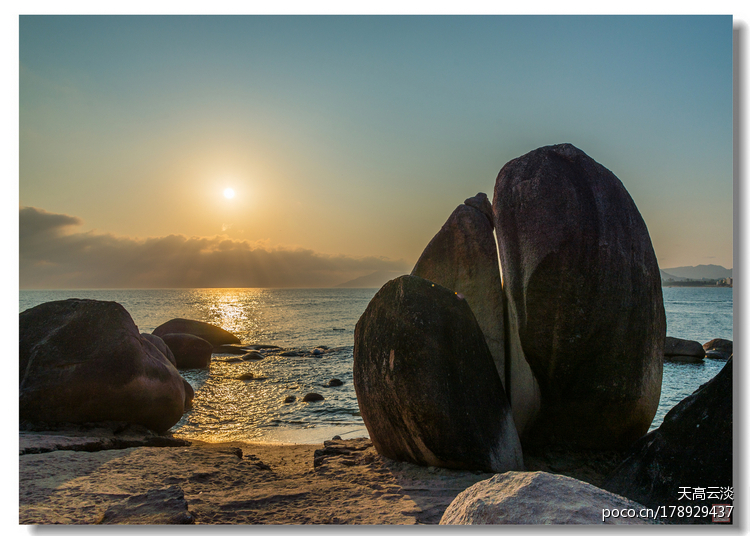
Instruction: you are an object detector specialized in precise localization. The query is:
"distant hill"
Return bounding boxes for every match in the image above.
[659,269,688,282]
[661,264,732,281]
[334,270,407,289]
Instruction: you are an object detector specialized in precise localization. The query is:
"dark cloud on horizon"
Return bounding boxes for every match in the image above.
[19,207,409,289]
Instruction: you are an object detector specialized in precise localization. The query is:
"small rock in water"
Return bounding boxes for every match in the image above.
[212,345,248,355]
[332,435,342,440]
[237,373,254,381]
[280,351,300,357]
[283,396,296,404]
[311,348,324,355]
[242,351,264,361]
[223,357,244,363]
[327,378,344,387]
[703,338,732,360]
[302,393,325,402]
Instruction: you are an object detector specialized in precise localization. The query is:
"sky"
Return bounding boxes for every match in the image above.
[17,14,735,288]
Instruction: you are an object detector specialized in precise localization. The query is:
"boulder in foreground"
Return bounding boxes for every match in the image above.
[603,358,733,524]
[153,318,241,346]
[440,471,652,524]
[493,143,665,449]
[20,299,188,433]
[353,275,523,473]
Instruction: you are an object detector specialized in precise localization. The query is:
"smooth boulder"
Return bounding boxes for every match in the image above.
[440,471,651,525]
[20,299,187,433]
[664,336,705,363]
[161,333,213,369]
[703,338,732,360]
[152,318,241,346]
[603,358,733,524]
[411,192,506,387]
[493,144,665,449]
[353,275,523,473]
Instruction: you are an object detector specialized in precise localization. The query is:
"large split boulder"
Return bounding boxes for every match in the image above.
[152,318,241,346]
[603,358,733,524]
[353,275,523,473]
[161,333,213,369]
[20,299,188,433]
[493,144,665,449]
[440,471,652,525]
[411,193,507,387]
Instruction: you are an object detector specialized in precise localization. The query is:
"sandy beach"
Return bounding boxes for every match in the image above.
[19,425,502,525]
[18,423,628,525]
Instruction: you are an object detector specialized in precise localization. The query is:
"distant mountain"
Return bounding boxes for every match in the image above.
[659,270,688,282]
[334,270,407,288]
[661,264,732,281]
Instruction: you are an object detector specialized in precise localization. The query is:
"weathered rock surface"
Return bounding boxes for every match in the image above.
[493,144,665,449]
[603,358,733,524]
[20,299,188,433]
[353,275,523,473]
[440,471,652,525]
[411,192,506,386]
[664,336,705,362]
[703,338,732,360]
[153,318,241,346]
[98,485,194,524]
[161,333,213,369]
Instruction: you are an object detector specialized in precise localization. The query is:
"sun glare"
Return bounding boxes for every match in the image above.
[224,188,236,199]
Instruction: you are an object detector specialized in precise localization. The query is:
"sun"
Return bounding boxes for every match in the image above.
[223,188,236,199]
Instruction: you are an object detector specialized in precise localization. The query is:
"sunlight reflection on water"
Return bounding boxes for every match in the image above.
[19,286,731,443]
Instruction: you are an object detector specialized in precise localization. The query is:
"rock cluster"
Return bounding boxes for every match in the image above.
[20,299,190,433]
[354,143,667,472]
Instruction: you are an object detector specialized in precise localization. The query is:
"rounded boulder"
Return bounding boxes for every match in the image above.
[353,275,523,473]
[161,333,213,369]
[493,144,666,449]
[19,299,187,433]
[152,318,241,346]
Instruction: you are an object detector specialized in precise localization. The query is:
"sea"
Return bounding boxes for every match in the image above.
[18,286,733,445]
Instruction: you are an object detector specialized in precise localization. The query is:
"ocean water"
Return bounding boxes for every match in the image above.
[19,286,732,443]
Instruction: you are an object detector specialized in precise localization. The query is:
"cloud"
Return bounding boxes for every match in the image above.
[19,207,409,289]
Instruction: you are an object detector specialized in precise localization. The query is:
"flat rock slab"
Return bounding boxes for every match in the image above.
[19,423,189,455]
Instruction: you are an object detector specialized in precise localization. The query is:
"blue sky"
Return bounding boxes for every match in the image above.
[17,14,734,287]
